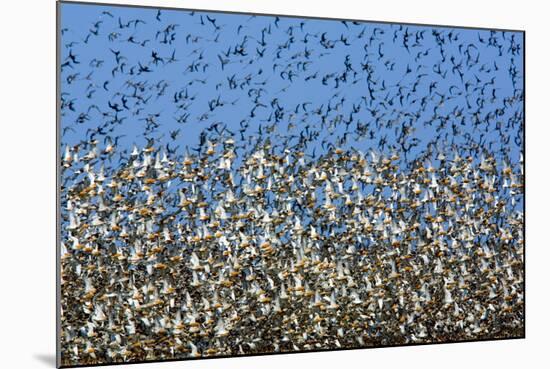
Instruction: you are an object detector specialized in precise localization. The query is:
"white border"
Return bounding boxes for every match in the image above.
[1,1,546,369]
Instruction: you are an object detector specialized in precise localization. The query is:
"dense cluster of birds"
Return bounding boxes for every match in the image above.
[59,3,524,367]
[60,140,524,365]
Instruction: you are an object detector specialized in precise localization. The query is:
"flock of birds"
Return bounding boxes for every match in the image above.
[59,3,524,367]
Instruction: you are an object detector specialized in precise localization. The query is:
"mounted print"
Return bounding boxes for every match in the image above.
[57,1,525,367]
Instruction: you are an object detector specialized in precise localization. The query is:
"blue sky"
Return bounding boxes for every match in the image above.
[59,2,524,170]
